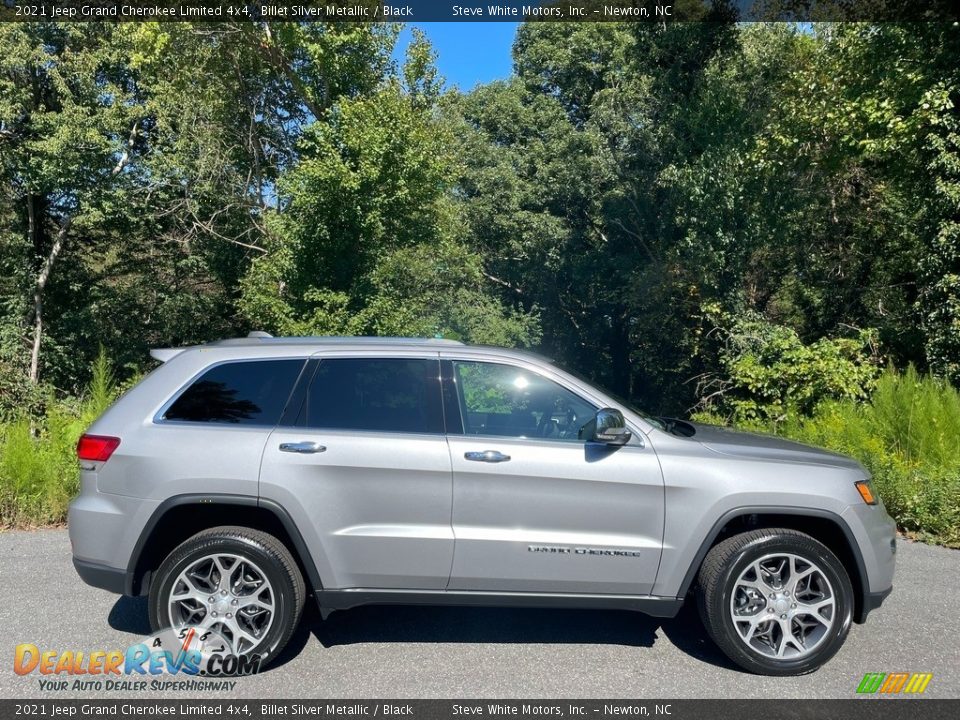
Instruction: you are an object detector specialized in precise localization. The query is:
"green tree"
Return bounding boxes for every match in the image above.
[240,38,537,345]
[0,24,141,388]
[0,22,403,401]
[453,21,743,411]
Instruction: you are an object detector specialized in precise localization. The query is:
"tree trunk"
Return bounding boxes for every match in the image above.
[29,217,71,384]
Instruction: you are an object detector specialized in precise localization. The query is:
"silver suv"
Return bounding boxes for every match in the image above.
[69,335,896,675]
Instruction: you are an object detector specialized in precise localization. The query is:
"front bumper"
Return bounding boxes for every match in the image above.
[858,586,893,622]
[843,502,897,623]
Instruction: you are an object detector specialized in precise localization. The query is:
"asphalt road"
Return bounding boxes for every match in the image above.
[0,529,957,699]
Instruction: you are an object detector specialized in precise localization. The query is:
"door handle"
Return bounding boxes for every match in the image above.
[464,450,511,463]
[279,441,326,454]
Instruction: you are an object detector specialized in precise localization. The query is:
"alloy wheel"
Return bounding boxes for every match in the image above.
[167,552,275,655]
[729,552,836,660]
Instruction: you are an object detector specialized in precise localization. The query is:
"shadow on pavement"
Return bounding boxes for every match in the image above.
[312,605,659,647]
[110,593,741,673]
[657,601,741,671]
[304,599,740,672]
[108,595,151,635]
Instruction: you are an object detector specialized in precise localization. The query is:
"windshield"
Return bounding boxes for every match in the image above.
[553,361,667,431]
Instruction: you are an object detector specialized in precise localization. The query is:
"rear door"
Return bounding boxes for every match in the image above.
[443,357,665,595]
[260,354,454,590]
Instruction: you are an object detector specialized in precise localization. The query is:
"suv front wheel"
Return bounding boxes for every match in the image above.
[696,528,854,675]
[148,526,305,666]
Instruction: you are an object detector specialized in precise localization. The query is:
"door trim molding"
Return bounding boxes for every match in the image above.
[316,588,682,617]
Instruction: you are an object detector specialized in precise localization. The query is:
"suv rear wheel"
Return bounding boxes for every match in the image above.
[148,526,305,666]
[696,528,853,675]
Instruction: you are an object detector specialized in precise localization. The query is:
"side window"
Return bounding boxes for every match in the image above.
[304,358,443,434]
[452,361,596,442]
[163,359,305,425]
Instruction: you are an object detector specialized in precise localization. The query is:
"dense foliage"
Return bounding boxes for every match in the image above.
[693,307,882,423]
[1,20,959,540]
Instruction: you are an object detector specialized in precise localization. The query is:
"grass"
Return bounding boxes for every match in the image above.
[0,351,118,528]
[696,366,960,547]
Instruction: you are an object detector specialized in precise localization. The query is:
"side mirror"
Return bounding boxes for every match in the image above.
[584,408,632,446]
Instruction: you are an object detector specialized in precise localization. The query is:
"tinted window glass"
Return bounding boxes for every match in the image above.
[453,361,595,442]
[304,358,443,434]
[164,360,305,425]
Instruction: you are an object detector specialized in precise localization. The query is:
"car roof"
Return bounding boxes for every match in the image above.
[151,333,553,364]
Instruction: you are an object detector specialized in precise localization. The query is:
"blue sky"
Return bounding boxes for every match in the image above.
[394,23,519,90]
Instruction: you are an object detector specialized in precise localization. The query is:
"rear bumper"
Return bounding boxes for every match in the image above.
[73,557,132,595]
[68,480,158,594]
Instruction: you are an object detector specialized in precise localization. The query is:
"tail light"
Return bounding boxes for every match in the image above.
[77,434,121,462]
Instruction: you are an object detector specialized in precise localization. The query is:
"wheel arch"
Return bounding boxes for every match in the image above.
[678,507,870,623]
[127,494,323,597]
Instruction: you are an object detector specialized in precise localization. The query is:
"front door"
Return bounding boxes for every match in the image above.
[260,355,454,590]
[444,359,664,595]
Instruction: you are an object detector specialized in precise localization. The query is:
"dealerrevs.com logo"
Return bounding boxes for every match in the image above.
[856,672,934,695]
[13,627,260,692]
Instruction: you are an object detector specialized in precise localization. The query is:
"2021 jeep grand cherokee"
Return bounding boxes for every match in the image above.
[69,334,896,675]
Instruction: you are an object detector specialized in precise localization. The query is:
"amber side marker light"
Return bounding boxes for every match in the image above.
[855,480,877,505]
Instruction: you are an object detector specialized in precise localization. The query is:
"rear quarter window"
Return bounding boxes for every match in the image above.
[163,359,305,425]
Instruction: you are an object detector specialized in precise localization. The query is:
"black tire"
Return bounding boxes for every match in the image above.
[148,526,305,667]
[695,528,854,676]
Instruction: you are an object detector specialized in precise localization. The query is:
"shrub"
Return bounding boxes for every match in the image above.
[697,309,880,424]
[0,350,118,528]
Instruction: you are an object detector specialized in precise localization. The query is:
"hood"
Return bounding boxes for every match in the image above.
[689,422,864,471]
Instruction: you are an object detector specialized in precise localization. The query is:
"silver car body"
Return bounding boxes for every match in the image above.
[69,337,896,618]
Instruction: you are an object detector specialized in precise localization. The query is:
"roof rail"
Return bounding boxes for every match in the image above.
[152,335,468,358]
[208,335,466,347]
